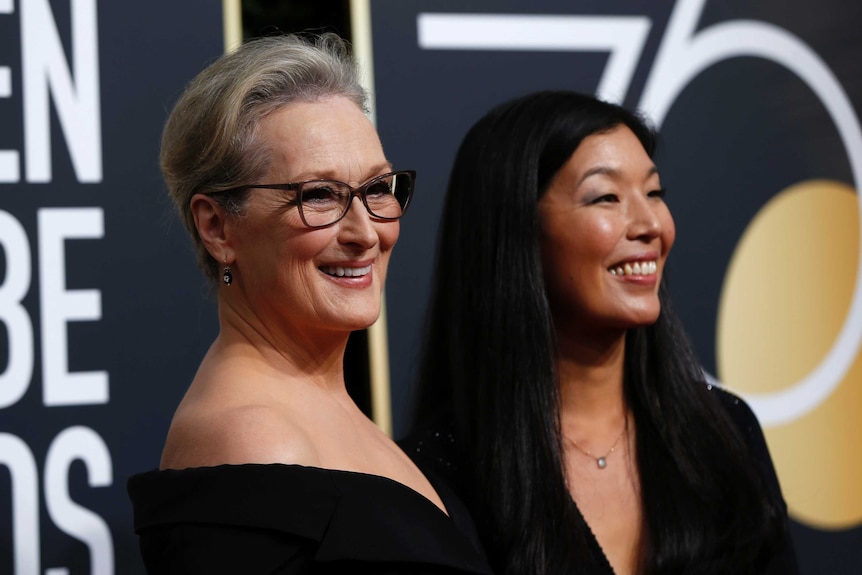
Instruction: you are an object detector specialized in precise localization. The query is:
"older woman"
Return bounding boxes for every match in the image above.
[128,34,491,574]
[407,91,798,575]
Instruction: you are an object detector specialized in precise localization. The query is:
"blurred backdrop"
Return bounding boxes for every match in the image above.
[0,1,859,573]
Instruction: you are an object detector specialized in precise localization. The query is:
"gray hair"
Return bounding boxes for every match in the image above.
[160,33,368,281]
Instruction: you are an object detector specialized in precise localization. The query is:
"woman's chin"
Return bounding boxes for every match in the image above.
[336,308,381,332]
[603,305,662,331]
[628,308,662,329]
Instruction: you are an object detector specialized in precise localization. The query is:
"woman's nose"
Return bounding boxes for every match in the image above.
[627,196,662,242]
[338,196,378,248]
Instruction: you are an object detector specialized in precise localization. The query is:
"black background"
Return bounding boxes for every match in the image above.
[1,1,860,572]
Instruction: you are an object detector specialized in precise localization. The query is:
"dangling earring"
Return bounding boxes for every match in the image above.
[222,259,233,286]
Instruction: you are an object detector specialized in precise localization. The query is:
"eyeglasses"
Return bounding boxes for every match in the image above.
[213,170,415,228]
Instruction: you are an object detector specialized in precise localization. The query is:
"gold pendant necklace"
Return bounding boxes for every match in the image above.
[567,425,627,470]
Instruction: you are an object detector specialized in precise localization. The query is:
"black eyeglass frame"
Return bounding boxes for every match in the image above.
[208,170,416,229]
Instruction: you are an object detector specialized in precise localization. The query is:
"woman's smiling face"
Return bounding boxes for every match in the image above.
[538,124,675,335]
[225,96,400,337]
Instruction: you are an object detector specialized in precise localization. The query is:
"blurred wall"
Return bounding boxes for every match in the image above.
[1,0,859,573]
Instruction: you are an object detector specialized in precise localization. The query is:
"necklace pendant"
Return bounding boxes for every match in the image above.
[597,457,607,469]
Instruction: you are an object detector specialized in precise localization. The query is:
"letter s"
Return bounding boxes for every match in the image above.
[44,426,114,575]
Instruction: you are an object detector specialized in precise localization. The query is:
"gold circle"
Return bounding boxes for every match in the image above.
[716,180,861,529]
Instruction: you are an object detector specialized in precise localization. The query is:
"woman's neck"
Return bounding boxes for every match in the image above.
[556,328,628,423]
[215,296,351,392]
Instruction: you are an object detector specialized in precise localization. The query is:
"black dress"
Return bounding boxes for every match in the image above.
[127,463,493,574]
[401,386,800,575]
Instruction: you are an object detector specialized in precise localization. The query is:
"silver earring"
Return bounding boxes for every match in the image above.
[222,260,233,286]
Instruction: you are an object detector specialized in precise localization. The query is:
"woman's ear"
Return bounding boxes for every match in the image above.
[190,194,232,262]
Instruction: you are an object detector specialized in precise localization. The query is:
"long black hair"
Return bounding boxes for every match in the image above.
[414,91,785,574]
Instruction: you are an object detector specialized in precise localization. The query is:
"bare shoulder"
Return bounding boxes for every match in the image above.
[160,402,319,470]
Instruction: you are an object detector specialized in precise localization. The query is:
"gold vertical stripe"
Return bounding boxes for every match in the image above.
[368,296,394,437]
[350,0,393,436]
[350,0,377,127]
[222,0,243,53]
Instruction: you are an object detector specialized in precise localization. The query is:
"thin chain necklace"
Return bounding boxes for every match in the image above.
[566,424,627,470]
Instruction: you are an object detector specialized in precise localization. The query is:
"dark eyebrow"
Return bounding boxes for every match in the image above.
[577,164,659,187]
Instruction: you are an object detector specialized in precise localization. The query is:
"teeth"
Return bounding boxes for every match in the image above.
[321,265,372,277]
[609,260,657,276]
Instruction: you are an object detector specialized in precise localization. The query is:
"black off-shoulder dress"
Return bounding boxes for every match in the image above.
[128,463,493,574]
